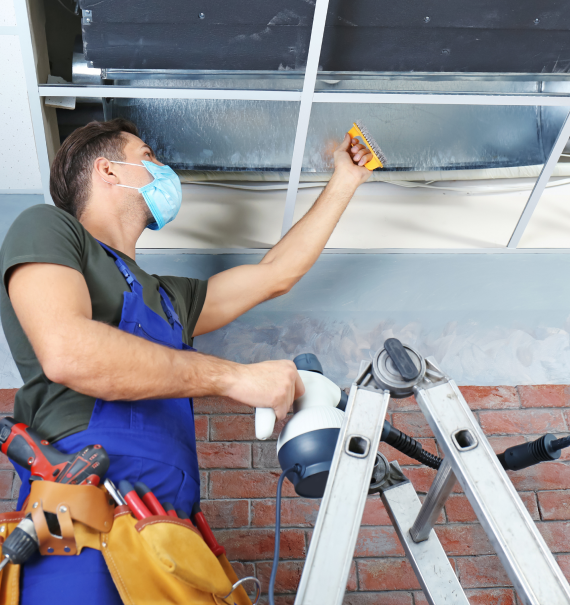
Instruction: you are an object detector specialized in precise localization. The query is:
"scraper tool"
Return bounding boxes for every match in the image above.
[348,120,387,170]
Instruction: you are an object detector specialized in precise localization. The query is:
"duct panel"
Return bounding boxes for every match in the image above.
[78,0,570,72]
[109,94,560,173]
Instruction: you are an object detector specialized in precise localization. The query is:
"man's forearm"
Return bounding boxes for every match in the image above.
[262,174,357,281]
[47,315,238,401]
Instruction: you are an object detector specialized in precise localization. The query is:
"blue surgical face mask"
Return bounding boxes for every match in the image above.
[108,160,182,230]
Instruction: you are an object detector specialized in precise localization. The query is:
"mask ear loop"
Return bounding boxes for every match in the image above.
[100,176,138,190]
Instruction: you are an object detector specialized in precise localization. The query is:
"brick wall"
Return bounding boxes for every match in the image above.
[2,386,570,604]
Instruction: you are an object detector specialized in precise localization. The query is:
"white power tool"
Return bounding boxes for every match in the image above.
[255,354,348,497]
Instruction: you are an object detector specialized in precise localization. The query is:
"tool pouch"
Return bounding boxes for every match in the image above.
[100,508,251,605]
[12,481,251,605]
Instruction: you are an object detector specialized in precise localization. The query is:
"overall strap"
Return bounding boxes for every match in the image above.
[158,286,183,331]
[97,240,143,296]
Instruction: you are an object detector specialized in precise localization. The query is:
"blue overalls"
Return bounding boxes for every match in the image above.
[15,242,201,604]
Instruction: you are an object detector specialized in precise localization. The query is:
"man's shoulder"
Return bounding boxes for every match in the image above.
[0,204,88,276]
[8,204,81,233]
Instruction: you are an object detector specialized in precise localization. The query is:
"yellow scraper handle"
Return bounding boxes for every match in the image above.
[348,124,383,171]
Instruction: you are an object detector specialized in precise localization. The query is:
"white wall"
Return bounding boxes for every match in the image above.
[0,0,43,193]
[0,0,16,26]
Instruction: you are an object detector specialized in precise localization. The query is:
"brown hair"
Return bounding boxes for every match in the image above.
[50,118,139,219]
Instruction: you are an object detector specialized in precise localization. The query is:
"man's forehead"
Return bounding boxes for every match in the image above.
[123,133,151,152]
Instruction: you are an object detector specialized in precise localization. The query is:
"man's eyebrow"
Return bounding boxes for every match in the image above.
[140,144,155,156]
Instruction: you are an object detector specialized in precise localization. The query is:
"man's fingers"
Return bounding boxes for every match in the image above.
[358,152,373,166]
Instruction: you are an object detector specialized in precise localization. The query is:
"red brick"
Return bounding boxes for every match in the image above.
[479,409,566,435]
[415,588,515,605]
[378,439,439,467]
[0,472,13,500]
[251,498,320,527]
[209,470,297,499]
[446,492,538,523]
[0,390,16,413]
[256,560,357,593]
[200,499,249,528]
[194,415,208,441]
[353,526,405,557]
[0,453,14,471]
[518,385,570,409]
[344,593,413,605]
[508,462,570,491]
[388,396,418,412]
[538,490,570,520]
[435,524,494,556]
[361,497,392,526]
[252,442,280,469]
[0,500,16,513]
[556,554,570,582]
[258,597,295,605]
[214,529,305,561]
[405,467,462,494]
[210,415,289,441]
[197,442,251,469]
[456,556,511,588]
[537,521,570,553]
[392,412,434,439]
[200,471,207,500]
[229,561,255,578]
[357,558,421,591]
[193,396,252,414]
[487,436,526,455]
[459,386,519,410]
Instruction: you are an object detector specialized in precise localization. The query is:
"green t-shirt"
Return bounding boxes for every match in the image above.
[0,204,207,442]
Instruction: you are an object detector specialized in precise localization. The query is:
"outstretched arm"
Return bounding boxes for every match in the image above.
[193,133,372,336]
[7,262,303,419]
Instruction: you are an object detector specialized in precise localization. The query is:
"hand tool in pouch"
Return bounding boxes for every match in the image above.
[192,502,225,557]
[134,482,167,516]
[163,502,178,518]
[119,480,152,520]
[0,417,110,485]
[347,120,387,170]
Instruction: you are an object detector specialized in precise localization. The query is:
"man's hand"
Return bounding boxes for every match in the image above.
[222,360,305,420]
[332,132,374,188]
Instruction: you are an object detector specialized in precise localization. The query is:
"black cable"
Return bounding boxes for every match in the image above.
[269,464,301,605]
[381,420,443,470]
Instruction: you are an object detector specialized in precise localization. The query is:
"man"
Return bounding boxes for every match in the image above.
[0,118,372,603]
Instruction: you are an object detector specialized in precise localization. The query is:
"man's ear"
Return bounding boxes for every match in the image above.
[93,157,118,185]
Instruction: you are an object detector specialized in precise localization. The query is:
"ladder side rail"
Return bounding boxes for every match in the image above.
[414,365,570,605]
[295,373,390,605]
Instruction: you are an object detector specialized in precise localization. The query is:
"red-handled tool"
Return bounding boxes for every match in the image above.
[0,416,109,485]
[134,482,167,516]
[192,502,226,556]
[163,502,178,518]
[119,480,152,520]
[176,509,190,520]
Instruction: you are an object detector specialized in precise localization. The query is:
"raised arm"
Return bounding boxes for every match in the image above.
[7,262,303,419]
[194,133,372,336]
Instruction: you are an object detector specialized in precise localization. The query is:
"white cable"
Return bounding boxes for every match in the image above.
[183,176,570,195]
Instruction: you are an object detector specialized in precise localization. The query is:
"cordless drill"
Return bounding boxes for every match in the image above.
[0,417,109,485]
[0,417,110,571]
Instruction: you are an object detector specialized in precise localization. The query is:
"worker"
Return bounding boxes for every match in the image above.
[0,118,373,604]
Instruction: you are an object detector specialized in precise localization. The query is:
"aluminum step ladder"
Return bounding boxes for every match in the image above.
[294,342,570,605]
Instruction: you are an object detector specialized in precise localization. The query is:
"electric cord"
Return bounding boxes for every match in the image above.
[381,420,443,469]
[269,464,302,605]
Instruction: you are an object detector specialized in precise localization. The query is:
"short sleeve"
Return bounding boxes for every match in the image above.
[0,205,86,291]
[156,275,208,342]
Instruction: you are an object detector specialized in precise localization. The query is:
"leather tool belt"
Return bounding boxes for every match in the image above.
[0,481,251,605]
